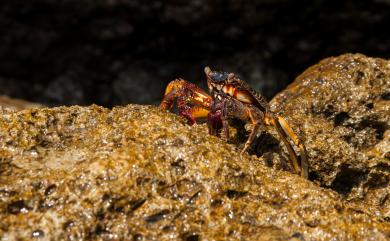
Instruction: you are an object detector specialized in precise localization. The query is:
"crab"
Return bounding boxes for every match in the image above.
[159,67,309,178]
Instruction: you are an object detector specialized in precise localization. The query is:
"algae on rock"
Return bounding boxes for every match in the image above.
[0,103,389,240]
[0,53,390,240]
[271,53,390,221]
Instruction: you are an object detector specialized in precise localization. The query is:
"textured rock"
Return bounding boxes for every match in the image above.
[0,104,389,240]
[271,53,390,221]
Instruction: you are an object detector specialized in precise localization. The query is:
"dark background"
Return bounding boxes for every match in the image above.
[1,0,389,107]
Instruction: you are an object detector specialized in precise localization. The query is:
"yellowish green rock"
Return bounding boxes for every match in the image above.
[0,53,389,240]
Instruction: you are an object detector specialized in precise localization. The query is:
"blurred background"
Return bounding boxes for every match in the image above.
[1,0,389,107]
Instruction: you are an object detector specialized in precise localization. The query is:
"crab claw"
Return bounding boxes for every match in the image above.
[159,78,213,125]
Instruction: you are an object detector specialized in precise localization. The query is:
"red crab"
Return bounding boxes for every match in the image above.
[159,67,309,178]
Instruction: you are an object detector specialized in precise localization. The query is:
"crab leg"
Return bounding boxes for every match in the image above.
[219,96,308,178]
[265,113,308,178]
[241,122,260,155]
[207,100,223,136]
[276,116,309,178]
[159,78,212,125]
[219,96,264,154]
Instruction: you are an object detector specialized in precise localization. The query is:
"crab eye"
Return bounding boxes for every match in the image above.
[210,71,229,83]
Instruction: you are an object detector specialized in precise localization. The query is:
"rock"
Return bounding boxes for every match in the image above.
[271,53,390,221]
[0,104,389,240]
[0,95,43,111]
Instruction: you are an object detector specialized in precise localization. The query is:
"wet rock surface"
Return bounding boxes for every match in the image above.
[271,53,390,222]
[0,103,389,240]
